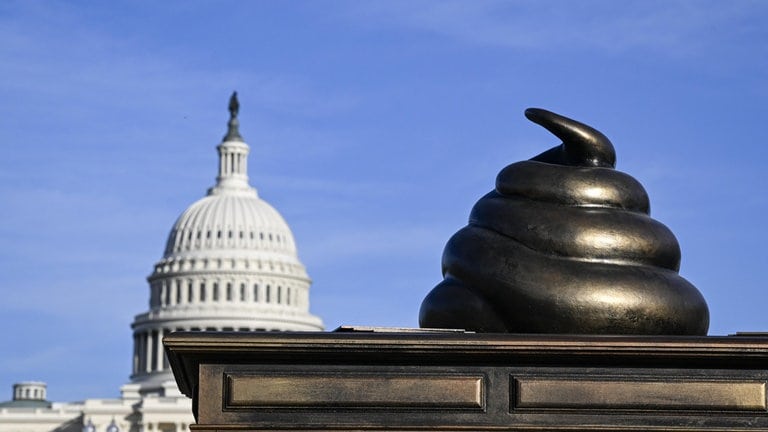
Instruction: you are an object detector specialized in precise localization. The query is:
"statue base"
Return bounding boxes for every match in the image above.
[165,328,768,431]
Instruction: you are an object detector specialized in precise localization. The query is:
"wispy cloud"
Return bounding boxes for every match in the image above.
[0,345,75,374]
[342,0,764,55]
[301,224,446,266]
[261,174,410,197]
[0,3,356,124]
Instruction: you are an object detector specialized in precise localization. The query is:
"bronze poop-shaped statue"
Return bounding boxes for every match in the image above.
[419,108,709,335]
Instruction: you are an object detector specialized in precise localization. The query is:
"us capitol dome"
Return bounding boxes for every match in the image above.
[0,93,323,432]
[128,92,324,395]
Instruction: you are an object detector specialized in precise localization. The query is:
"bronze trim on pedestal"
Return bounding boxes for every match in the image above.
[513,377,767,411]
[225,373,485,410]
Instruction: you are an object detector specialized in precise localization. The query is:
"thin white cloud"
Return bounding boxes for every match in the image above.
[301,224,446,266]
[0,345,75,374]
[1,274,143,320]
[261,174,410,197]
[342,0,764,55]
[0,4,356,123]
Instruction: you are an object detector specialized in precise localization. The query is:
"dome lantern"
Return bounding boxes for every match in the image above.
[209,91,253,196]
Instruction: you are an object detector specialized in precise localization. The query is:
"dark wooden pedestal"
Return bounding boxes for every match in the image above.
[164,330,768,431]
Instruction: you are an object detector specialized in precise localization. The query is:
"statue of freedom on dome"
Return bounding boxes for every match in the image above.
[229,91,239,118]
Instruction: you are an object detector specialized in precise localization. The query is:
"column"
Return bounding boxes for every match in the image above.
[180,281,186,304]
[169,280,177,305]
[163,329,171,370]
[133,333,139,374]
[155,328,165,371]
[149,283,157,307]
[219,149,224,176]
[136,333,147,373]
[145,330,153,373]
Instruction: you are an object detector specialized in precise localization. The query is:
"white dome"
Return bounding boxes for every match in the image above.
[129,93,323,396]
[163,193,299,260]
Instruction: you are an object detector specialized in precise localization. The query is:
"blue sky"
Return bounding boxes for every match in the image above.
[1,1,767,402]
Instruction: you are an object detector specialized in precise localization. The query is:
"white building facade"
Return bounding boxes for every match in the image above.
[0,93,323,432]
